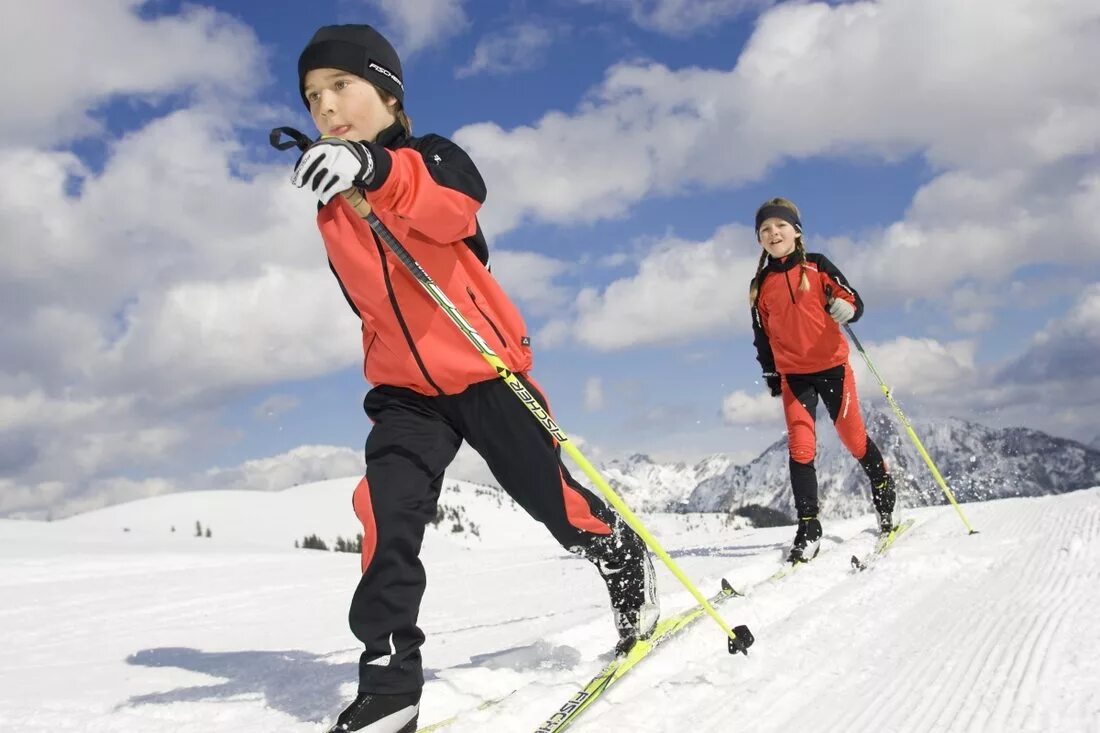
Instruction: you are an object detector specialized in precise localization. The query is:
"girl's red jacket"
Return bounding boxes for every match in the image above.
[314,123,533,396]
[751,252,863,377]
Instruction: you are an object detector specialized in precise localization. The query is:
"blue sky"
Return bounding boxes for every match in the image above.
[2,0,1099,518]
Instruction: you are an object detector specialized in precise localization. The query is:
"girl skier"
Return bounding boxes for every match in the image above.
[748,197,897,564]
[288,24,658,733]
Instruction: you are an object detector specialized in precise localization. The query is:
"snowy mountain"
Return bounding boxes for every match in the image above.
[599,410,1100,520]
[600,453,736,512]
[2,479,1098,732]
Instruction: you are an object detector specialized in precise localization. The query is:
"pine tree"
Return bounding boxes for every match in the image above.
[300,534,329,551]
[195,521,202,537]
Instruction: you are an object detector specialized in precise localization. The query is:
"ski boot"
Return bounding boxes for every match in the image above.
[787,515,822,564]
[872,475,897,535]
[590,517,660,654]
[328,690,420,733]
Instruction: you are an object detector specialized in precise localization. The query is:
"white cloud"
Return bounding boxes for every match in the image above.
[0,0,265,145]
[0,4,369,515]
[1003,283,1100,382]
[0,110,361,402]
[204,445,364,492]
[846,337,980,401]
[0,388,195,487]
[489,250,573,317]
[456,22,559,78]
[100,266,359,403]
[578,0,771,36]
[446,0,1100,356]
[584,377,606,411]
[446,441,499,487]
[535,319,574,349]
[549,224,759,350]
[459,0,1100,237]
[721,389,781,426]
[0,444,367,518]
[0,479,78,519]
[835,167,1100,303]
[0,475,181,520]
[254,394,302,421]
[361,0,469,55]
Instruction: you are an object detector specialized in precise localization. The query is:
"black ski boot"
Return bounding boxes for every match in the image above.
[587,517,660,654]
[328,690,420,733]
[787,515,822,564]
[872,475,897,535]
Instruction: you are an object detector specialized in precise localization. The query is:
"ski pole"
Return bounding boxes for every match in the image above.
[271,127,752,654]
[840,320,978,535]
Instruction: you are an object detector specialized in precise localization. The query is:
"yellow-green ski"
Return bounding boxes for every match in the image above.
[533,579,748,733]
[414,582,743,733]
[850,518,916,571]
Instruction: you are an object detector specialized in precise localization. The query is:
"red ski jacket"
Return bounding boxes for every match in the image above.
[315,123,533,396]
[750,252,863,377]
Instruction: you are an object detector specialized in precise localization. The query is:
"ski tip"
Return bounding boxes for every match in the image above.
[721,577,744,596]
[728,624,754,655]
[968,529,980,535]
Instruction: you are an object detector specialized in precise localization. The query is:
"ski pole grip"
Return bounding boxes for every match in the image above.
[341,187,373,218]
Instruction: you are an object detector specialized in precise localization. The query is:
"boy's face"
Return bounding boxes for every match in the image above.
[303,68,397,142]
[757,217,798,259]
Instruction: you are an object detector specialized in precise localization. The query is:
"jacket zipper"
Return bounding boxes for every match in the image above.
[363,331,378,366]
[467,287,507,348]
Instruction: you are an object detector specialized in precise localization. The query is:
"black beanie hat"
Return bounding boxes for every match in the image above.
[298,24,404,107]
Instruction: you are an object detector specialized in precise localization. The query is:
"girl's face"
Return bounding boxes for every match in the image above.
[303,68,397,142]
[757,217,798,259]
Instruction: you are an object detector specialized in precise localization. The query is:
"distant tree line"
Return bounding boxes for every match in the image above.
[732,503,793,528]
[296,533,363,553]
[294,503,482,554]
[430,504,480,537]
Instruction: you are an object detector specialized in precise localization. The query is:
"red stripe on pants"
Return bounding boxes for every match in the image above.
[782,378,818,464]
[834,363,869,459]
[523,373,612,536]
[352,477,378,574]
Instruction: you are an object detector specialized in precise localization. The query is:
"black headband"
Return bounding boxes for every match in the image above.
[755,205,802,233]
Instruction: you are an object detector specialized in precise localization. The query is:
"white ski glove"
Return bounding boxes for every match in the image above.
[291,138,375,205]
[828,298,856,325]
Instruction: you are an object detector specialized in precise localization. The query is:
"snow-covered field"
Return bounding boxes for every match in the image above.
[2,480,1098,732]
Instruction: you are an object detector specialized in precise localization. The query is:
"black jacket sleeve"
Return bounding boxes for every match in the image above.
[810,253,864,323]
[751,275,778,377]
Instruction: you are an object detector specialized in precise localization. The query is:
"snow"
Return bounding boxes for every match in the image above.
[2,478,1098,732]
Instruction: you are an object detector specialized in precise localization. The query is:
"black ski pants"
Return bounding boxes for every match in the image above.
[349,374,623,694]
